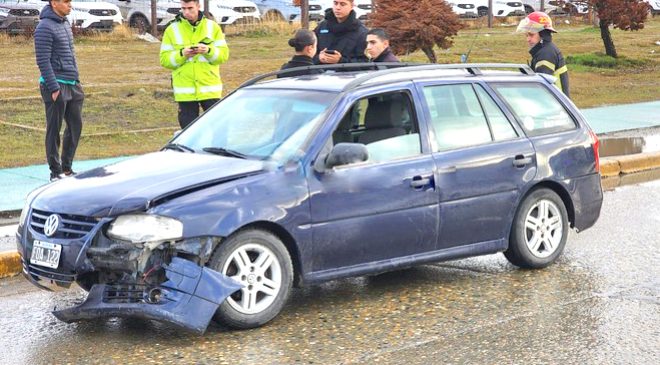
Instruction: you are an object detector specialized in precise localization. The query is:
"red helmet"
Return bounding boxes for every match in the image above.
[517,11,557,33]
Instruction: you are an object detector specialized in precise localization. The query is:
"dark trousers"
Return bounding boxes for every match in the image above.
[177,99,219,129]
[40,83,84,176]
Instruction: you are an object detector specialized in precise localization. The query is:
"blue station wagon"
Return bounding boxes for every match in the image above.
[16,64,603,333]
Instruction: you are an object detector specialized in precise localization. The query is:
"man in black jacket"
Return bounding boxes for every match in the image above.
[34,0,84,181]
[366,28,399,63]
[313,0,368,65]
[517,11,569,97]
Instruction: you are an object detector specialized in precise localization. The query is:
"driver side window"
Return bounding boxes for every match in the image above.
[332,91,422,164]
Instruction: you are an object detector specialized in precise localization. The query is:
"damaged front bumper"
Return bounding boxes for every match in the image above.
[53,257,242,334]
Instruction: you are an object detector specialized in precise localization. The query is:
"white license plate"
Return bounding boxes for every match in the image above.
[30,240,62,269]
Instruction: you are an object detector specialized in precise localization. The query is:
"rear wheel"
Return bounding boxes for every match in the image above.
[130,14,149,34]
[504,188,569,269]
[209,229,293,329]
[477,7,489,17]
[263,10,284,22]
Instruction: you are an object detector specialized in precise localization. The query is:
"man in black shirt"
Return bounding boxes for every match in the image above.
[313,0,368,65]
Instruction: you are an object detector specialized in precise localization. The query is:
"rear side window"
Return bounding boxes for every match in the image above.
[491,83,576,136]
[424,84,510,151]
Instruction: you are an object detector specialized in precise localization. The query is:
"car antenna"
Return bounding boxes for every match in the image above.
[461,15,485,63]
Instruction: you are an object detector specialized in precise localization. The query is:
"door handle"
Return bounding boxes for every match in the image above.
[512,155,533,167]
[409,175,433,189]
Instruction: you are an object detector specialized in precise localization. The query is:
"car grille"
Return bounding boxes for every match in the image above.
[233,6,256,13]
[26,261,77,284]
[89,9,117,16]
[458,4,475,9]
[167,8,180,14]
[9,8,39,16]
[30,209,98,239]
[309,5,321,11]
[507,2,522,7]
[357,4,372,10]
[104,284,148,303]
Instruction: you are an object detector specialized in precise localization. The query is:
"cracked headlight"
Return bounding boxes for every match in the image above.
[107,214,183,243]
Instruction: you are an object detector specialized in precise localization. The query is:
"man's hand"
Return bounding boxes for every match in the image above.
[194,44,210,54]
[183,47,198,57]
[319,49,342,64]
[51,90,60,102]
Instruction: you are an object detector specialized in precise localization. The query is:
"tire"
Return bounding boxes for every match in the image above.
[209,229,293,329]
[504,188,569,269]
[524,5,534,15]
[477,7,489,17]
[130,15,149,34]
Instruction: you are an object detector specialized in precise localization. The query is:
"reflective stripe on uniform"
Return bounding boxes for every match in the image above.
[173,86,196,94]
[214,39,227,47]
[553,65,568,93]
[171,23,183,45]
[200,85,222,93]
[197,56,209,63]
[208,50,219,62]
[535,60,556,71]
[160,44,174,51]
[207,21,214,40]
[169,52,179,67]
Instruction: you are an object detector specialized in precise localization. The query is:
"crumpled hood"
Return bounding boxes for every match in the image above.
[32,151,266,217]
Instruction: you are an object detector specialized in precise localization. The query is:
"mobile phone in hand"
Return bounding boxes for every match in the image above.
[325,49,337,55]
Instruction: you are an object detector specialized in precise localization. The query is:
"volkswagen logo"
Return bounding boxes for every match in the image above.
[24,10,30,15]
[102,10,108,15]
[44,214,61,237]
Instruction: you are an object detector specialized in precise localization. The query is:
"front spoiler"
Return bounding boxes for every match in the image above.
[52,257,242,334]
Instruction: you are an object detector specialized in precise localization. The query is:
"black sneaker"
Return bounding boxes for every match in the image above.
[49,173,62,182]
[63,170,76,177]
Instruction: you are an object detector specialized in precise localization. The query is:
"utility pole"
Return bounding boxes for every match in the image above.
[150,0,157,35]
[301,0,309,29]
[204,0,210,18]
[488,0,493,28]
[540,0,545,12]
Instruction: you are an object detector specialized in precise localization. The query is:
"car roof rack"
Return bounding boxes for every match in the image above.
[237,63,535,91]
[342,63,535,91]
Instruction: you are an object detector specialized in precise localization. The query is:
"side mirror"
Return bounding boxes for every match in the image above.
[314,143,368,173]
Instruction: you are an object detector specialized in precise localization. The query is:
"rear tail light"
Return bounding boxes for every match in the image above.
[588,129,600,173]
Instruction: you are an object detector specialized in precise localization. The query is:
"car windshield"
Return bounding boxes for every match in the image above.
[173,88,336,162]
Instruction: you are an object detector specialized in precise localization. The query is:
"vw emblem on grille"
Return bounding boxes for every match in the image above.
[24,10,30,15]
[102,10,108,15]
[44,214,61,237]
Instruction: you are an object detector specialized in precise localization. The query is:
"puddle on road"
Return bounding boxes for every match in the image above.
[599,135,660,157]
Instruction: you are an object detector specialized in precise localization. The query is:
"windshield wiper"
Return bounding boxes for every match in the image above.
[202,147,248,159]
[163,143,195,153]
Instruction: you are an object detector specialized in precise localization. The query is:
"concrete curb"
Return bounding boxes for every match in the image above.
[1,152,660,280]
[0,251,20,279]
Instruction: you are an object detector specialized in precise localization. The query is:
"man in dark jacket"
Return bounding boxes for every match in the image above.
[517,11,569,97]
[34,0,85,181]
[313,0,368,65]
[366,28,399,63]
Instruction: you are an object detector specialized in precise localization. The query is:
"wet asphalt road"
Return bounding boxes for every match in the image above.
[0,181,658,365]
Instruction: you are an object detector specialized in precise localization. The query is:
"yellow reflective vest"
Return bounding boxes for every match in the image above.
[160,15,229,102]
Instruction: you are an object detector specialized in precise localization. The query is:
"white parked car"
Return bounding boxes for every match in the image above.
[106,0,179,33]
[29,0,123,31]
[201,0,260,26]
[644,0,660,15]
[449,1,478,18]
[473,0,526,17]
[521,0,561,15]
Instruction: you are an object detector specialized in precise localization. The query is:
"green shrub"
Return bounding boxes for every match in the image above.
[566,53,647,68]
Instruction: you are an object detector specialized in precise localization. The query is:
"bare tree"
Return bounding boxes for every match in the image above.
[370,0,463,63]
[589,0,648,58]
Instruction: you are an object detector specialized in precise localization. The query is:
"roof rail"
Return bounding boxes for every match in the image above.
[237,62,422,89]
[236,63,535,91]
[342,63,535,91]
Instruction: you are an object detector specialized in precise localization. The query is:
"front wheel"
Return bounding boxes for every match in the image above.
[504,188,569,269]
[209,229,293,329]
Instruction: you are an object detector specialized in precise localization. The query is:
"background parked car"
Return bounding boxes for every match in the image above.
[521,0,561,14]
[473,0,526,17]
[308,0,371,22]
[644,0,660,15]
[0,0,40,34]
[66,0,123,31]
[255,0,299,22]
[106,0,178,33]
[449,1,478,18]
[201,0,260,27]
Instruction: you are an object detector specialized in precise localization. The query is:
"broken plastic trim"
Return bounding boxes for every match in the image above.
[52,257,243,334]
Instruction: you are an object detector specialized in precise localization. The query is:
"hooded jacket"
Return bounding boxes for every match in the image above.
[313,8,368,64]
[159,13,229,102]
[530,32,569,97]
[34,5,80,93]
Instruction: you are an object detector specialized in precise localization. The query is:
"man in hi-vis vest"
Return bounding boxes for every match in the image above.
[160,0,229,128]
